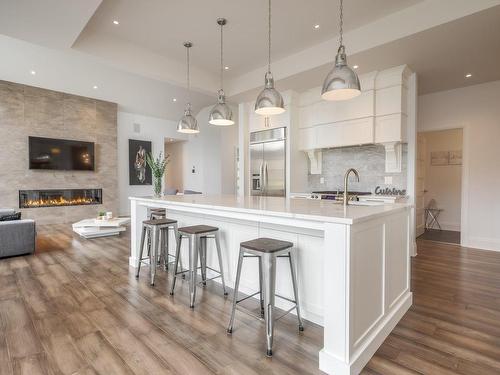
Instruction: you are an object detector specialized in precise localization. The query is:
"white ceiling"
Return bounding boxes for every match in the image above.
[76,0,421,78]
[231,4,500,102]
[1,0,499,120]
[0,0,102,48]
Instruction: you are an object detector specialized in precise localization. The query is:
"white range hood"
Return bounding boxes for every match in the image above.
[298,65,415,174]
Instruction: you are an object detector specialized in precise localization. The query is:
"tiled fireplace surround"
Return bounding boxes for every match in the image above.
[0,80,118,224]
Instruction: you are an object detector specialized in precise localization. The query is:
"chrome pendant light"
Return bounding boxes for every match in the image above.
[178,42,199,134]
[254,0,285,116]
[209,18,234,126]
[321,0,361,101]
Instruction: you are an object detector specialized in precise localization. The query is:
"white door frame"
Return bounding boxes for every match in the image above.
[415,124,469,248]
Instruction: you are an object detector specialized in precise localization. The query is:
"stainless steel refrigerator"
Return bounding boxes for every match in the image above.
[250,127,286,197]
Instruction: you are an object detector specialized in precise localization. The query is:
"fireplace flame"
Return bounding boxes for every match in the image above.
[22,196,97,208]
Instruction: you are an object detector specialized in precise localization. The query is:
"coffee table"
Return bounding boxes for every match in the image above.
[72,217,131,239]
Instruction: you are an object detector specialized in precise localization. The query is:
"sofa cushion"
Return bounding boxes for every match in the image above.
[0,209,15,216]
[0,212,21,221]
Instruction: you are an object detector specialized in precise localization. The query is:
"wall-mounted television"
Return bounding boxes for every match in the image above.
[29,136,95,171]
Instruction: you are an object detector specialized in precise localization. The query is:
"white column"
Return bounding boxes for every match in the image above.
[319,222,350,375]
[129,199,148,267]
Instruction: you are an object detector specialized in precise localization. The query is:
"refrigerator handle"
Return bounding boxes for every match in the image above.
[259,162,264,191]
[264,162,269,193]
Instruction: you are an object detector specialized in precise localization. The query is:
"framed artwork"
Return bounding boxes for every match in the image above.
[430,151,449,166]
[449,150,462,165]
[129,139,152,185]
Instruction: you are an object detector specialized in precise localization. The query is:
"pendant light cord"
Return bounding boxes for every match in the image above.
[268,0,271,73]
[220,22,224,91]
[186,45,191,105]
[339,0,344,47]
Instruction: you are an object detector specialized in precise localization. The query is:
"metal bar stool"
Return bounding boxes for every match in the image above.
[135,218,179,285]
[149,207,166,219]
[170,225,227,308]
[226,238,304,357]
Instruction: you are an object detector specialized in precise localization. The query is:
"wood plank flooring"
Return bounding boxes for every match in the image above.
[0,225,499,374]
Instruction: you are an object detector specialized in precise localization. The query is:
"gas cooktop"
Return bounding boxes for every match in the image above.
[310,191,372,200]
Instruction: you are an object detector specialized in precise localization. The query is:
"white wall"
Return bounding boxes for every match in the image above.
[117,112,187,215]
[420,129,462,231]
[418,80,500,251]
[118,107,239,215]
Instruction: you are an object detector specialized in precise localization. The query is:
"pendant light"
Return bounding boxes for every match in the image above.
[177,42,199,134]
[209,18,234,126]
[254,0,285,116]
[321,0,361,101]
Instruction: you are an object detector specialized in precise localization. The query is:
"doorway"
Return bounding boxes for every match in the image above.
[416,129,463,244]
[164,138,185,194]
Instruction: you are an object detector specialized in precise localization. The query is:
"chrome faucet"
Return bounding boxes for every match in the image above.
[343,168,360,207]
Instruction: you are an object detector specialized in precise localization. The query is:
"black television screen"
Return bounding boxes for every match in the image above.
[29,137,95,171]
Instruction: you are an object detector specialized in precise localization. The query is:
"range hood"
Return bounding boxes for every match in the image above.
[297,65,415,174]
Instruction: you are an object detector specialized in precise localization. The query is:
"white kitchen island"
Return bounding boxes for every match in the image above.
[129,194,412,375]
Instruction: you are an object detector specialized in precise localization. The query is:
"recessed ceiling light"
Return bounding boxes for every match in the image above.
[172,98,177,102]
[224,66,229,70]
[113,20,119,25]
[465,73,472,78]
[314,24,320,29]
[30,70,36,75]
[93,85,98,89]
[353,65,359,69]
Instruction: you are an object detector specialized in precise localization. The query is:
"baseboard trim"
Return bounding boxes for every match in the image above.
[466,237,500,252]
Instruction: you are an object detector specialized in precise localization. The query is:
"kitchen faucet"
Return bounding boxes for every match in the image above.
[343,168,360,207]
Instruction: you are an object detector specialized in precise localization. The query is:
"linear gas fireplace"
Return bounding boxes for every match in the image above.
[19,189,102,208]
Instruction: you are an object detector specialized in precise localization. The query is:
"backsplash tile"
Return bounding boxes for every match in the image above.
[308,144,407,193]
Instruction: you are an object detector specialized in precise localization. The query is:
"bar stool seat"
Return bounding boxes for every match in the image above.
[135,218,180,285]
[177,225,218,235]
[143,218,177,226]
[240,238,293,253]
[170,225,227,308]
[227,237,303,357]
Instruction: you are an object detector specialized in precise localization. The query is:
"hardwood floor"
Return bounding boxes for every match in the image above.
[417,229,461,245]
[1,225,500,374]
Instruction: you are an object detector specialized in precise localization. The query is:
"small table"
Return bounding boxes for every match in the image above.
[72,217,130,239]
[425,208,443,231]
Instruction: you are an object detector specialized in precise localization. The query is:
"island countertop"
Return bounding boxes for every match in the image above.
[129,194,410,225]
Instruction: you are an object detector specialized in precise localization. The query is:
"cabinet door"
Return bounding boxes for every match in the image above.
[249,110,266,132]
[249,107,288,132]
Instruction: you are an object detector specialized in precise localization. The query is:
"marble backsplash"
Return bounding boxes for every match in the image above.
[307,144,407,194]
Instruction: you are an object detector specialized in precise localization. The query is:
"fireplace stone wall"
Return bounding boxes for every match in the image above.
[0,80,118,224]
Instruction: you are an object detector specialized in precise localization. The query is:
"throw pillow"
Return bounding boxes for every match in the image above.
[0,212,22,221]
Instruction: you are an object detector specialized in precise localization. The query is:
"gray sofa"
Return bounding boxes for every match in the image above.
[0,209,36,258]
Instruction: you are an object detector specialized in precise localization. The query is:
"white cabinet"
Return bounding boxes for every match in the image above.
[298,127,316,151]
[249,106,289,133]
[375,114,407,143]
[297,65,412,150]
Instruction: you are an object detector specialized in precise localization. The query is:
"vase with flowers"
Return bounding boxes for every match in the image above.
[146,152,170,198]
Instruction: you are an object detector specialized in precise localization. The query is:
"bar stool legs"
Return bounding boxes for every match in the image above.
[289,250,304,331]
[170,232,182,295]
[188,234,199,308]
[135,226,147,278]
[170,227,227,308]
[215,232,228,295]
[150,226,159,285]
[136,219,180,286]
[262,253,277,356]
[227,240,303,357]
[227,249,244,334]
